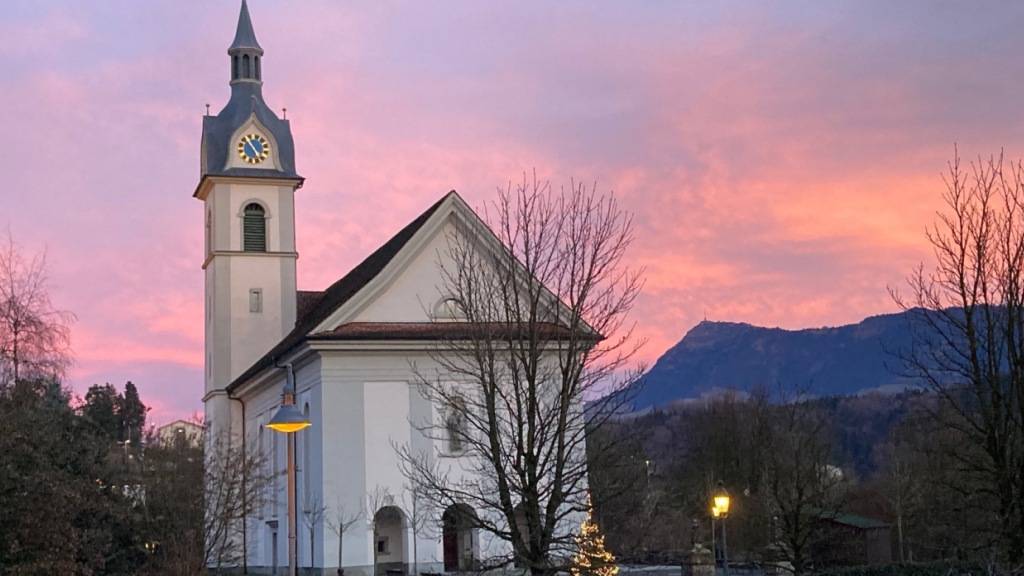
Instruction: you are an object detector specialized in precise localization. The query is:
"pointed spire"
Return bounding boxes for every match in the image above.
[228,0,263,84]
[229,0,262,53]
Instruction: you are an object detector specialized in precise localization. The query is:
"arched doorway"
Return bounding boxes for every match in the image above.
[373,506,407,575]
[442,504,478,572]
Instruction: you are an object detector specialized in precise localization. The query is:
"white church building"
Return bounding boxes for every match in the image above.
[199,3,580,574]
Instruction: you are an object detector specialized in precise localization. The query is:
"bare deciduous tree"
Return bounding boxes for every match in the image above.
[204,431,272,572]
[763,394,847,575]
[893,149,1024,562]
[304,494,328,571]
[398,174,644,576]
[326,497,363,575]
[0,232,74,387]
[400,480,436,576]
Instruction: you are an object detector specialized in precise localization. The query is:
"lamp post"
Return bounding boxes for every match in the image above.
[710,506,719,570]
[267,365,312,576]
[711,482,731,576]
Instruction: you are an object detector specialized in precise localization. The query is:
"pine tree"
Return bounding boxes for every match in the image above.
[118,381,147,445]
[571,499,619,576]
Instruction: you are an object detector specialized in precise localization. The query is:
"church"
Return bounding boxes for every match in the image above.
[199,3,585,575]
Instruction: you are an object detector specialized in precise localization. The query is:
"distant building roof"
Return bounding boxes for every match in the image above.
[155,419,204,446]
[156,419,203,433]
[820,511,890,530]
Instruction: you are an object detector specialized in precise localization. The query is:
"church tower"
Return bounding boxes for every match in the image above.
[196,0,302,437]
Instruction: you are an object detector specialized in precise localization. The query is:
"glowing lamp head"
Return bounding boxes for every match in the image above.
[712,481,731,516]
[711,506,722,519]
[266,403,311,433]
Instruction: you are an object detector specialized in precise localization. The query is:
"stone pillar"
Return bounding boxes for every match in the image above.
[682,544,715,576]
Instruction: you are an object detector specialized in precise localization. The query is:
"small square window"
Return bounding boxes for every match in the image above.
[377,536,389,555]
[249,288,263,313]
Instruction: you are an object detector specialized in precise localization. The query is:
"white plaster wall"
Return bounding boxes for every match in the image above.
[314,351,516,573]
[241,356,323,571]
[363,380,411,498]
[351,217,457,323]
[204,180,298,392]
[235,346,587,574]
[226,255,292,380]
[222,182,296,254]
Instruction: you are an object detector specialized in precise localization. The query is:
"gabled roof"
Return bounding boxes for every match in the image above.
[227,191,453,391]
[819,511,890,530]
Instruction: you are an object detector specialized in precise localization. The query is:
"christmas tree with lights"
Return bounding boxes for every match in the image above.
[570,498,619,576]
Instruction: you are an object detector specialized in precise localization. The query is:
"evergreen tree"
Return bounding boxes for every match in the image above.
[118,380,147,445]
[0,378,144,574]
[571,498,619,576]
[83,382,121,439]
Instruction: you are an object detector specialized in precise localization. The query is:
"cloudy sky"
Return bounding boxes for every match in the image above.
[2,1,1023,423]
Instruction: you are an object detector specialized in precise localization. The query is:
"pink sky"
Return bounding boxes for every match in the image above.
[2,1,1024,424]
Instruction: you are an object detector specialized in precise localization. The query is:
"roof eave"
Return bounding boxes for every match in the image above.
[193,173,305,199]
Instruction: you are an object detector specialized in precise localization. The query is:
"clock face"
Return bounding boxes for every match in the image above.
[237,134,271,164]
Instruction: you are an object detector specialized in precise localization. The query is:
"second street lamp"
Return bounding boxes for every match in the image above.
[712,481,731,576]
[267,365,311,576]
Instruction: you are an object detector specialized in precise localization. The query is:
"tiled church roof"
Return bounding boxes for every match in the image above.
[295,290,325,322]
[307,321,580,341]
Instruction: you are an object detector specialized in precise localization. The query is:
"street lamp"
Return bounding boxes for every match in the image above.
[711,481,731,576]
[710,506,719,568]
[267,365,311,576]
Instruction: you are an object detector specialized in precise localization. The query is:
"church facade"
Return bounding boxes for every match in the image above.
[199,3,545,574]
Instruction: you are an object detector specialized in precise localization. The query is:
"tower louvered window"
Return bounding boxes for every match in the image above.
[243,203,266,252]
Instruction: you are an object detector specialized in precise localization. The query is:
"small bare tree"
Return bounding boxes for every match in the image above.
[326,497,363,575]
[893,149,1024,562]
[399,480,435,576]
[0,232,74,387]
[365,485,396,524]
[398,174,644,576]
[304,494,328,571]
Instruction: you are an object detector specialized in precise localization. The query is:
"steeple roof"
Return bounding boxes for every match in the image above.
[229,0,262,53]
[195,0,300,193]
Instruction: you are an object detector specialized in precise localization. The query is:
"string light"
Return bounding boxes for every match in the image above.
[570,496,619,576]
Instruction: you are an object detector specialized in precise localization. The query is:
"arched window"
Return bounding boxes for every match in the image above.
[243,203,266,252]
[242,54,251,78]
[433,297,466,321]
[255,56,261,80]
[302,403,311,500]
[232,55,239,80]
[258,424,265,519]
[446,397,467,454]
[271,424,279,516]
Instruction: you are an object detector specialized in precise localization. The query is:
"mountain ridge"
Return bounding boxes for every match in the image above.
[631,310,922,410]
